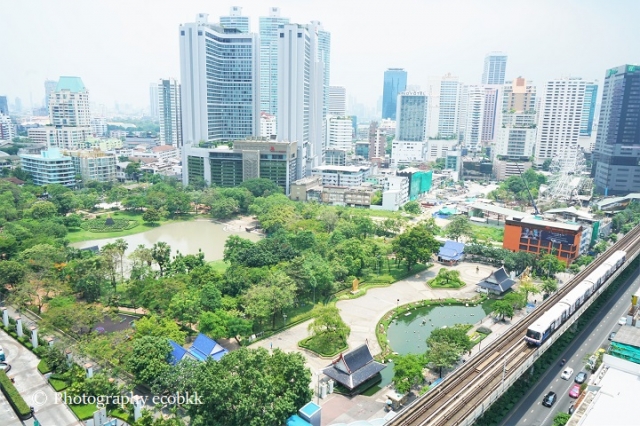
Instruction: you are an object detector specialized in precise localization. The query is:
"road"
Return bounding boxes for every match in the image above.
[500,268,640,426]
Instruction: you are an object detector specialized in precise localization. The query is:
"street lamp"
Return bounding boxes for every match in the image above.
[283,313,287,327]
[396,299,400,312]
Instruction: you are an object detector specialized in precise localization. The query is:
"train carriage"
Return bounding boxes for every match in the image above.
[559,282,592,315]
[604,250,626,270]
[525,304,570,346]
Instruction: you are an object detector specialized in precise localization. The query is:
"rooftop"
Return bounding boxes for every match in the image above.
[468,202,527,218]
[510,216,582,232]
[313,165,370,173]
[56,76,87,93]
[152,145,178,152]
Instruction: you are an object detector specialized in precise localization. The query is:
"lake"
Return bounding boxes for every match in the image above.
[71,220,263,261]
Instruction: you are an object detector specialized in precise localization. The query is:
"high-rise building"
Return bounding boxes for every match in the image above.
[260,112,277,139]
[368,121,386,161]
[309,21,331,119]
[14,97,22,113]
[277,23,324,178]
[44,80,57,112]
[482,86,501,143]
[326,116,353,151]
[392,92,428,164]
[220,6,249,33]
[0,114,15,140]
[179,13,260,144]
[0,96,8,115]
[90,117,108,137]
[259,7,290,115]
[149,83,159,120]
[593,65,640,195]
[329,86,346,116]
[437,74,462,138]
[534,78,590,166]
[50,76,91,127]
[580,83,598,137]
[495,77,537,159]
[158,78,182,147]
[482,52,508,85]
[382,68,407,120]
[458,85,485,153]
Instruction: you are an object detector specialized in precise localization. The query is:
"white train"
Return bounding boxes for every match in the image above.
[524,250,627,346]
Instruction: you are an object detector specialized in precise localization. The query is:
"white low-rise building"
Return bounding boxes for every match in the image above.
[425,139,457,162]
[312,165,371,188]
[260,112,277,139]
[381,175,409,211]
[19,148,75,187]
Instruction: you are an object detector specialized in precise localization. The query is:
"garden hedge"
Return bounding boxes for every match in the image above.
[0,370,32,419]
[80,218,138,233]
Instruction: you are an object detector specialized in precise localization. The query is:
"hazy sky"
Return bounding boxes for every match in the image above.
[1,0,639,112]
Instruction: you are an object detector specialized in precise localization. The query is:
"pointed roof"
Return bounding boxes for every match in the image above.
[56,76,87,93]
[323,344,387,390]
[476,266,515,293]
[168,340,189,366]
[438,240,465,261]
[190,333,229,361]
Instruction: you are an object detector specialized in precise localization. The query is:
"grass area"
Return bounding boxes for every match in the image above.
[427,269,466,289]
[37,359,51,374]
[48,378,69,391]
[209,259,229,274]
[469,223,504,242]
[66,211,194,243]
[362,209,413,220]
[333,264,430,302]
[299,334,348,357]
[110,408,132,423]
[70,403,98,420]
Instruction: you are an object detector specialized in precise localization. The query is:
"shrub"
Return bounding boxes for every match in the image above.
[0,370,31,419]
[37,359,51,374]
[80,218,138,233]
[477,326,492,335]
[48,377,69,391]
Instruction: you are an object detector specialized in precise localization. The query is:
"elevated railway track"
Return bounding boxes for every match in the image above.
[389,225,640,426]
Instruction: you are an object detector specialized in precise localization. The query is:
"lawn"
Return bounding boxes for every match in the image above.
[299,334,348,357]
[48,378,69,391]
[110,408,132,423]
[469,223,504,242]
[209,259,229,274]
[70,403,98,420]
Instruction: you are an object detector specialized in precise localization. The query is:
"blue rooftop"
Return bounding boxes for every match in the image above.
[286,415,311,426]
[168,334,228,365]
[168,340,189,366]
[56,76,86,93]
[299,402,321,417]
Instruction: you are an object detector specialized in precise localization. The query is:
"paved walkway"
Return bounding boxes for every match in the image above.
[249,261,521,425]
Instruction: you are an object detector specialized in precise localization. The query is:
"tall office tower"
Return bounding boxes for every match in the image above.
[44,80,57,112]
[326,116,353,151]
[50,77,91,127]
[481,86,500,143]
[149,83,159,120]
[368,121,386,161]
[158,78,183,147]
[534,78,590,166]
[438,73,462,138]
[593,65,640,195]
[482,52,508,85]
[220,6,249,33]
[179,13,260,144]
[309,21,331,119]
[0,96,8,115]
[458,85,485,153]
[382,68,407,120]
[328,86,346,116]
[495,77,537,159]
[259,7,290,115]
[277,23,324,178]
[580,83,598,136]
[391,92,428,164]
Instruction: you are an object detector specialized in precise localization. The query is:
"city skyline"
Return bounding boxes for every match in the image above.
[1,0,638,113]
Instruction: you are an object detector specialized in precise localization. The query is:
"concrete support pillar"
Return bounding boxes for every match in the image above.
[84,363,93,378]
[1,308,7,328]
[30,327,38,348]
[133,395,144,421]
[46,337,54,347]
[15,316,23,337]
[65,349,73,366]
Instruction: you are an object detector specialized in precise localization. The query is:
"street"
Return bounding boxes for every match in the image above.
[499,268,640,426]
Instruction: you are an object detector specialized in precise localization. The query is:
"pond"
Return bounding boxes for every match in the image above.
[71,220,262,261]
[386,304,493,356]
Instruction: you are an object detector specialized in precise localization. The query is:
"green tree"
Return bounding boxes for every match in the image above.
[504,291,527,310]
[393,353,426,393]
[26,200,57,219]
[552,412,571,426]
[403,201,422,215]
[0,260,25,290]
[42,344,71,374]
[134,315,186,344]
[307,305,350,344]
[198,310,228,339]
[445,215,473,242]
[540,277,558,296]
[239,178,282,197]
[492,300,514,320]
[392,223,440,271]
[128,336,172,387]
[538,253,566,277]
[427,325,473,355]
[519,280,540,302]
[152,241,172,276]
[142,207,161,224]
[427,340,460,378]
[541,159,552,172]
[210,196,240,219]
[243,271,296,329]
[167,292,202,328]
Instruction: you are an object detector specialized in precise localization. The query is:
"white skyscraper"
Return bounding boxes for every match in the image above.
[309,21,331,119]
[158,78,183,147]
[482,86,501,143]
[220,6,249,33]
[535,78,590,166]
[458,85,485,153]
[438,73,462,138]
[0,114,15,141]
[44,79,57,112]
[49,77,91,127]
[149,83,159,120]
[179,13,260,144]
[482,52,508,85]
[259,7,290,115]
[260,112,277,138]
[495,77,537,159]
[391,92,428,164]
[326,116,353,151]
[328,86,346,116]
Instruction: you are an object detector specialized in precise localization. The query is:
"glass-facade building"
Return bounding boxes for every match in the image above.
[179,14,260,144]
[382,68,407,120]
[580,83,598,136]
[259,7,290,115]
[482,53,508,85]
[593,65,640,195]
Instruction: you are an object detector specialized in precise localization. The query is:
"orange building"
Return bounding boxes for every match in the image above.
[503,216,582,264]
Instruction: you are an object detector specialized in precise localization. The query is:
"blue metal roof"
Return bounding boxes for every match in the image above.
[56,76,86,93]
[287,415,311,426]
[438,241,465,261]
[190,333,228,361]
[168,340,188,366]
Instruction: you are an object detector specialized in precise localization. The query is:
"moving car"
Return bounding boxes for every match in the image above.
[542,391,557,407]
[561,367,574,380]
[575,371,588,384]
[619,317,627,325]
[569,405,575,415]
[569,384,581,398]
[609,332,616,341]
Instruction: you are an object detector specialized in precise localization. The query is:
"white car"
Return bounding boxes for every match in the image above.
[561,367,574,380]
[0,345,4,362]
[619,317,627,325]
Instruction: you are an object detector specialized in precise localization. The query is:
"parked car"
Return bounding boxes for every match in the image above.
[609,332,617,341]
[575,371,588,384]
[542,391,557,407]
[561,367,574,380]
[569,384,581,398]
[619,317,627,325]
[0,345,4,362]
[569,405,575,415]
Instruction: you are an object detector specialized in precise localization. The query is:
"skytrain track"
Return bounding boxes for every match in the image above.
[389,225,640,426]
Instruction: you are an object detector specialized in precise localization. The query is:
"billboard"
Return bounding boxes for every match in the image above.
[520,227,574,246]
